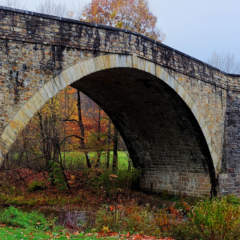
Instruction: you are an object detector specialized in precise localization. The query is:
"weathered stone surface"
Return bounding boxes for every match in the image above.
[0,7,240,196]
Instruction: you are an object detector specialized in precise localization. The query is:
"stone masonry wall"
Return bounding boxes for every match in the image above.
[219,91,240,195]
[0,7,240,196]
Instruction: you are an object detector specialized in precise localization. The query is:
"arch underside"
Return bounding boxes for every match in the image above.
[0,55,217,196]
[72,68,215,196]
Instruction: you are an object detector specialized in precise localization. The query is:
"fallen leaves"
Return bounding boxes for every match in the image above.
[87,234,174,240]
[0,168,182,240]
[96,231,175,240]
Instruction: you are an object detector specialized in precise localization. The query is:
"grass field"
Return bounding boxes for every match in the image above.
[10,151,131,171]
[62,151,130,170]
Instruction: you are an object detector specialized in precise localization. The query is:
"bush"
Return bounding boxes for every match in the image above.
[0,206,54,231]
[225,194,240,205]
[49,161,68,191]
[87,168,141,194]
[27,180,46,192]
[95,203,175,236]
[172,196,240,240]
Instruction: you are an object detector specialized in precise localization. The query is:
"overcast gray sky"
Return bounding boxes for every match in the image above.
[0,0,239,63]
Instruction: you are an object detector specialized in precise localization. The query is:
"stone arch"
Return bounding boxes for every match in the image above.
[0,54,218,194]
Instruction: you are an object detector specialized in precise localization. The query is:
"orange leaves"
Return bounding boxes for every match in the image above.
[81,0,163,41]
[182,201,191,212]
[96,231,175,240]
[97,230,119,238]
[109,205,114,211]
[68,174,76,185]
[95,200,180,238]
[109,174,118,179]
[72,231,80,235]
[168,205,179,216]
[65,232,71,239]
[82,0,113,25]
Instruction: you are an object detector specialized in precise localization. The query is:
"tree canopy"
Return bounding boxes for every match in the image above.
[81,0,164,41]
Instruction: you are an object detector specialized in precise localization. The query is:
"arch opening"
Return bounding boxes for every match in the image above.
[71,67,217,196]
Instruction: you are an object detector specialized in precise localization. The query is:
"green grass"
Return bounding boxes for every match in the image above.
[0,206,52,230]
[0,227,119,239]
[0,207,119,240]
[62,151,130,170]
[10,151,131,171]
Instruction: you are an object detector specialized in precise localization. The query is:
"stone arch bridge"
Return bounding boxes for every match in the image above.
[0,7,240,196]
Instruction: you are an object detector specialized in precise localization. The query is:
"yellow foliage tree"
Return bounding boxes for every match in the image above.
[81,0,164,41]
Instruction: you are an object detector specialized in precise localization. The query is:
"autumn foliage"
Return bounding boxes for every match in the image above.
[7,87,120,171]
[81,0,164,40]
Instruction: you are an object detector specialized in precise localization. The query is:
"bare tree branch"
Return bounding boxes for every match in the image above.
[36,0,67,17]
[208,52,240,74]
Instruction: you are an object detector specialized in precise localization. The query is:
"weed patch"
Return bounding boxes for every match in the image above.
[171,196,240,240]
[95,202,182,237]
[27,180,46,192]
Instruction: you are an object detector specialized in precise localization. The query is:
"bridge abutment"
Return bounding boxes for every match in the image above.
[219,91,240,195]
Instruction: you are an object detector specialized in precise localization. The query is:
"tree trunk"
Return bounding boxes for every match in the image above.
[77,90,91,168]
[112,126,119,173]
[95,106,102,168]
[127,153,132,172]
[106,118,112,169]
[38,112,50,170]
[57,142,70,190]
[3,153,9,170]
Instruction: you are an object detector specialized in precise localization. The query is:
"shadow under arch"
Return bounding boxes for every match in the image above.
[0,54,218,196]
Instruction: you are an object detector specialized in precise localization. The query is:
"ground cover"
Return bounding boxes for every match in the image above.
[0,206,174,240]
[0,166,181,239]
[1,152,240,239]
